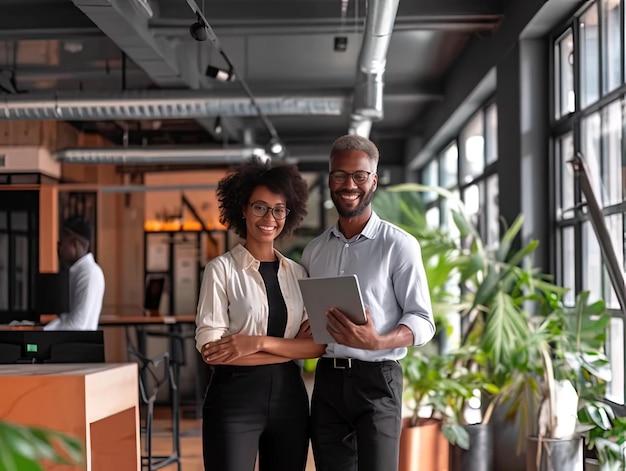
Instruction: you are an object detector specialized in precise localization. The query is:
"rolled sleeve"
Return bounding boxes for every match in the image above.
[400,316,435,346]
[195,260,229,351]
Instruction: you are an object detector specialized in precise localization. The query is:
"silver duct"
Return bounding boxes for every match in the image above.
[55,146,266,164]
[350,0,400,137]
[0,91,345,121]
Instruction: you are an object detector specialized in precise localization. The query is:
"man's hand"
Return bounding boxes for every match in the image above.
[325,307,380,350]
[201,334,261,364]
[296,320,312,338]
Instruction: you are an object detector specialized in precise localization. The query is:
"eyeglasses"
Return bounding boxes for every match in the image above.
[249,202,290,220]
[329,170,374,185]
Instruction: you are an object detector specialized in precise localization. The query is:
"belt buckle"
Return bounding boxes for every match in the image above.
[333,358,352,369]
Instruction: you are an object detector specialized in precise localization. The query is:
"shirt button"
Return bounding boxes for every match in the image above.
[344,243,349,248]
[340,270,345,274]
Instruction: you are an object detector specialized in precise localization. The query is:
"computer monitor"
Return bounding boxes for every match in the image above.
[144,274,166,312]
[35,271,70,316]
[0,331,104,364]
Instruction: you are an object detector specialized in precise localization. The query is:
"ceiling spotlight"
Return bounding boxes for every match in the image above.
[205,65,236,82]
[266,138,286,158]
[214,117,222,135]
[189,13,208,41]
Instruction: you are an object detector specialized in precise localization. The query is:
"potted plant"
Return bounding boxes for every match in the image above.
[496,288,612,471]
[0,419,83,471]
[399,345,476,471]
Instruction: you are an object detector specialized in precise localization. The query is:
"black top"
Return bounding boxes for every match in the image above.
[258,261,287,337]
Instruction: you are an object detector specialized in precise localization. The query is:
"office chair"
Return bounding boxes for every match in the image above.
[128,349,180,471]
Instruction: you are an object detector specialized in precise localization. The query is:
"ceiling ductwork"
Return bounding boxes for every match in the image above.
[55,146,266,164]
[71,0,188,88]
[0,91,345,121]
[350,0,399,137]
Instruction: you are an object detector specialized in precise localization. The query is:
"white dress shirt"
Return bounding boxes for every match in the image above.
[301,211,435,361]
[44,253,105,331]
[195,244,307,352]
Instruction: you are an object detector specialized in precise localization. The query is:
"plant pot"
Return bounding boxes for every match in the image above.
[526,436,583,471]
[449,423,493,471]
[399,417,449,471]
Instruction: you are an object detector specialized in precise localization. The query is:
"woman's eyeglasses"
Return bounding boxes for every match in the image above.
[249,202,290,220]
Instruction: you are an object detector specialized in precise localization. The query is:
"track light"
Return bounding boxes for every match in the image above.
[189,13,208,41]
[205,65,236,82]
[266,138,286,158]
[214,117,222,135]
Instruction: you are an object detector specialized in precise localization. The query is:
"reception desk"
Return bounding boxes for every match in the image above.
[0,363,140,471]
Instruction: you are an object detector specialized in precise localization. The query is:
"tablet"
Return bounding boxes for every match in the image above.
[297,274,367,344]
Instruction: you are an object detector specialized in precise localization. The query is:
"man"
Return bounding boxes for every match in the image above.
[44,216,105,331]
[300,135,435,471]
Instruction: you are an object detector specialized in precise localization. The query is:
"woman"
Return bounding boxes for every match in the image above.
[196,159,325,471]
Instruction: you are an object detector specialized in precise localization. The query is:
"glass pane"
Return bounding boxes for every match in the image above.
[580,6,600,108]
[603,100,623,205]
[602,0,621,93]
[440,143,458,189]
[442,189,461,243]
[582,111,603,202]
[583,221,603,303]
[555,29,575,117]
[607,317,625,404]
[0,234,7,310]
[605,213,624,309]
[421,160,439,204]
[425,206,440,229]
[557,133,575,219]
[0,211,6,230]
[561,226,576,306]
[464,184,481,231]
[11,211,28,231]
[461,113,485,183]
[13,235,29,310]
[486,174,499,248]
[485,104,498,164]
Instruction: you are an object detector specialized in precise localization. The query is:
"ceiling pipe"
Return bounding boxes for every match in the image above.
[349,0,399,137]
[0,91,345,121]
[55,146,266,164]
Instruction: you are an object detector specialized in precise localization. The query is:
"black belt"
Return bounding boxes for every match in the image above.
[318,357,398,370]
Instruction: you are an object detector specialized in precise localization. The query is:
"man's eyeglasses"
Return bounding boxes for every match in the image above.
[329,170,374,185]
[249,202,290,220]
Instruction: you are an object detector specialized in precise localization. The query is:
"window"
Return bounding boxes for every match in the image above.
[552,0,626,404]
[419,102,499,244]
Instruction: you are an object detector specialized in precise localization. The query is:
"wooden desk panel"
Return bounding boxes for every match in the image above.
[0,364,140,471]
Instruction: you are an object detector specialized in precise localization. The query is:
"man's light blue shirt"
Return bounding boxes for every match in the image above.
[301,211,435,361]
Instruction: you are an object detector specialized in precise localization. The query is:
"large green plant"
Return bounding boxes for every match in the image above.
[374,185,612,456]
[0,420,83,471]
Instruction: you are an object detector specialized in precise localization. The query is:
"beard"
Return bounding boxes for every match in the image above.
[331,185,375,218]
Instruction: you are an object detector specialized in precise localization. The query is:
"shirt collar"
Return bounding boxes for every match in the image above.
[71,252,94,271]
[231,243,287,270]
[329,210,381,241]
